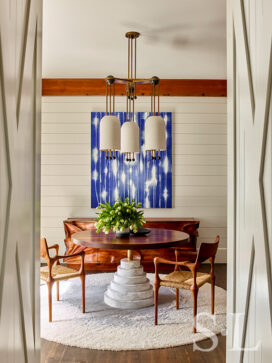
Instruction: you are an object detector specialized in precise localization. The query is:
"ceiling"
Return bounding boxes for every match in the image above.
[42,0,226,79]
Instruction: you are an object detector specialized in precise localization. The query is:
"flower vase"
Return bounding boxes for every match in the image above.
[116,227,130,237]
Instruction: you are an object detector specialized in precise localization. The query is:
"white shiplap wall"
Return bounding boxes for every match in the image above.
[41,96,227,261]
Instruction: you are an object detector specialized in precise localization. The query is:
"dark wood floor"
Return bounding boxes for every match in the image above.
[41,264,226,363]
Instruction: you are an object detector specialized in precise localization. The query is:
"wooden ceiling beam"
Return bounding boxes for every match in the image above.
[42,78,227,97]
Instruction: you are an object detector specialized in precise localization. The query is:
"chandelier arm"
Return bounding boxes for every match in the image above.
[114,77,155,84]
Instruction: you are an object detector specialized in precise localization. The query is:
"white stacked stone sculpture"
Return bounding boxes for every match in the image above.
[104,258,154,309]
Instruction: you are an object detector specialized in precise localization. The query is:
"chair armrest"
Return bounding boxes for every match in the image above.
[55,251,85,260]
[154,257,193,267]
[48,244,59,254]
[153,257,197,288]
[56,251,85,275]
[175,250,197,264]
[154,256,199,277]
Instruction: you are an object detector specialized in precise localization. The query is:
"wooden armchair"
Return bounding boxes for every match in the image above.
[40,237,85,322]
[154,236,220,333]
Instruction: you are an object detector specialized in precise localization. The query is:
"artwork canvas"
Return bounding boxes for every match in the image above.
[91,112,172,208]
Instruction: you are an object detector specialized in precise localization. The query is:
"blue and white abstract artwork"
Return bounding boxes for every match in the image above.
[91,112,172,208]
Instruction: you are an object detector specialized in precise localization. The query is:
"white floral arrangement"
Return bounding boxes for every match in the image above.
[95,197,145,234]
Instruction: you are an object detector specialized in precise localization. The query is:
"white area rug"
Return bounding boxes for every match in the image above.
[40,273,226,351]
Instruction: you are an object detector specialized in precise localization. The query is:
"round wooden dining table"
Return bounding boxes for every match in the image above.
[72,228,190,309]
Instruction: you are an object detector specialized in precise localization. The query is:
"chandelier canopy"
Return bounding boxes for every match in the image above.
[100,31,166,162]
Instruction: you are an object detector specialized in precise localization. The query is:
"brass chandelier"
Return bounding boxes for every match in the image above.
[99,31,166,162]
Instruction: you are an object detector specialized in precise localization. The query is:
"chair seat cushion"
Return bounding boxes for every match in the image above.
[40,265,80,281]
[160,270,211,289]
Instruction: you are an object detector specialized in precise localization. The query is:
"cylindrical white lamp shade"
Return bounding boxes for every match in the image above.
[121,121,140,153]
[100,115,120,150]
[144,116,166,150]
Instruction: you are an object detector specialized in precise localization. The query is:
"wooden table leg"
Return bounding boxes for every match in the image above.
[127,250,133,261]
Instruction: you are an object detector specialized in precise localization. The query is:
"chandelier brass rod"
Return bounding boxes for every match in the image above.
[150,83,153,114]
[128,94,130,120]
[134,37,136,80]
[126,93,128,121]
[134,37,137,110]
[153,84,155,116]
[128,91,131,121]
[128,38,130,79]
[109,84,112,115]
[106,83,108,115]
[134,81,137,121]
[113,82,115,114]
[130,38,133,81]
[158,82,160,114]
[133,89,135,121]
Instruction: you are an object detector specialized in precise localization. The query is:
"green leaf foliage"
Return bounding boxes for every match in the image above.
[95,197,145,234]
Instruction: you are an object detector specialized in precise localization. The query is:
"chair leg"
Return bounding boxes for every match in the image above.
[80,275,85,314]
[56,281,59,301]
[191,287,198,333]
[154,285,159,325]
[46,281,54,322]
[211,276,215,315]
[176,288,179,309]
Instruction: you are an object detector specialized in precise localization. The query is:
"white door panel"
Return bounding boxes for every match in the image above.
[0,1,42,362]
[227,0,272,362]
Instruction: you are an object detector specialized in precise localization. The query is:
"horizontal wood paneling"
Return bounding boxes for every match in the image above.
[41,185,227,197]
[41,196,227,208]
[42,79,227,97]
[41,96,227,261]
[41,143,227,155]
[41,175,227,187]
[42,100,227,113]
[175,186,227,197]
[174,154,227,165]
[42,122,227,135]
[41,154,227,166]
[43,133,226,145]
[41,164,227,177]
[41,155,90,165]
